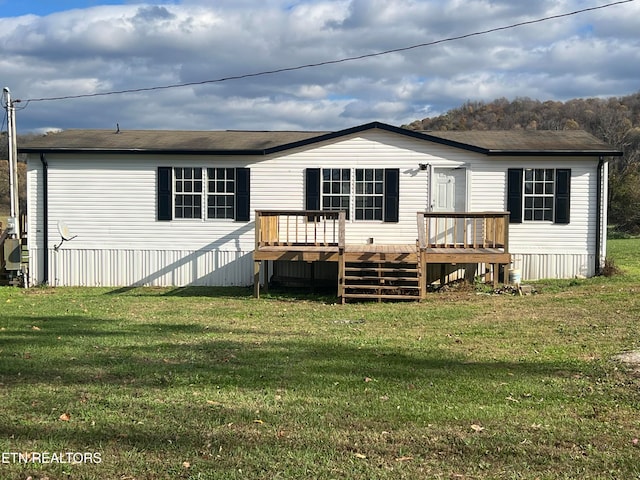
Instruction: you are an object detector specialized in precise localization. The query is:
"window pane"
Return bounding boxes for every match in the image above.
[525,169,534,181]
[535,169,544,181]
[356,170,363,181]
[375,169,383,181]
[544,210,553,221]
[545,183,554,194]
[365,169,373,181]
[342,170,350,181]
[525,183,533,194]
[545,169,554,181]
[534,210,543,221]
[534,183,543,194]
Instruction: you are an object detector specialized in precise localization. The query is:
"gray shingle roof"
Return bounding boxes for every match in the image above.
[422,129,620,155]
[19,129,327,153]
[18,121,622,157]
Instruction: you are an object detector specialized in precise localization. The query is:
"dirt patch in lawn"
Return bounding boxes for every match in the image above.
[613,350,640,373]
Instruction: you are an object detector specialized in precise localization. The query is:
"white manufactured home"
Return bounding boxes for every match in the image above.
[20,122,621,300]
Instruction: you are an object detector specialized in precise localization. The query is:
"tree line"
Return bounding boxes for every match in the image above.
[404,92,640,233]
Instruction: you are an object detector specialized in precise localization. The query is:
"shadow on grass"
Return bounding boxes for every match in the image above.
[0,315,587,389]
[0,314,600,456]
[104,285,339,302]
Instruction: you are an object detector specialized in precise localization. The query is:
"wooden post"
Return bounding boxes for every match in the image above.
[254,260,261,298]
[253,211,261,298]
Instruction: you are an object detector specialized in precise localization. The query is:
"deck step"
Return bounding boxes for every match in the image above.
[344,275,419,282]
[342,293,422,300]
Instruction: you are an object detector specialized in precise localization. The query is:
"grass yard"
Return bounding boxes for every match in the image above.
[0,239,639,479]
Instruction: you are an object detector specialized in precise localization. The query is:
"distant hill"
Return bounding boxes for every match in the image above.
[2,94,640,233]
[403,92,640,233]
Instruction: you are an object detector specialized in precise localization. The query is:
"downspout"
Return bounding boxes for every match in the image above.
[39,153,49,284]
[595,156,604,276]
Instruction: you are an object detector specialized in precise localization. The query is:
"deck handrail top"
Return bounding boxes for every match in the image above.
[256,209,344,217]
[418,211,510,218]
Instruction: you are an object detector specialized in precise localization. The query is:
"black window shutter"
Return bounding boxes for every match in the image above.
[235,168,250,222]
[384,168,400,223]
[555,168,571,224]
[157,167,172,221]
[305,168,321,210]
[507,168,523,224]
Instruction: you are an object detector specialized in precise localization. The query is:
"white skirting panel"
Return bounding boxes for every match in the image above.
[512,253,595,281]
[33,249,254,287]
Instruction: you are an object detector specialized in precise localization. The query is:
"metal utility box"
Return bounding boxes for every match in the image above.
[3,238,21,271]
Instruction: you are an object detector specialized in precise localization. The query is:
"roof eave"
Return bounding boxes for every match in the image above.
[485,149,624,157]
[19,147,270,156]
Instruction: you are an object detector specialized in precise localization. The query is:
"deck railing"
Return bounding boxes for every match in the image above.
[255,210,346,248]
[417,212,510,250]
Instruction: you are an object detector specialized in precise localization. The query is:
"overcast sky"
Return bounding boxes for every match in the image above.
[0,0,638,133]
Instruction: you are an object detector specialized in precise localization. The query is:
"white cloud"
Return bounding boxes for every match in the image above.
[0,0,637,132]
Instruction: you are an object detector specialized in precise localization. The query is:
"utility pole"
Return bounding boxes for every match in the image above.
[3,87,20,239]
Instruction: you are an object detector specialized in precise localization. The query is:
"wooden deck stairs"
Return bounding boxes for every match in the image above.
[340,244,423,301]
[342,260,421,301]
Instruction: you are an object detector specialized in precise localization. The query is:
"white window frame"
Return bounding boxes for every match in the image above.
[321,167,386,221]
[523,168,554,222]
[172,167,236,221]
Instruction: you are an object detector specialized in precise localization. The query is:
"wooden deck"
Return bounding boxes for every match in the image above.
[254,210,511,302]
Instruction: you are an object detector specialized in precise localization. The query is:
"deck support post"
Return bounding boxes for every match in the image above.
[253,260,261,298]
[338,250,345,304]
[419,251,427,300]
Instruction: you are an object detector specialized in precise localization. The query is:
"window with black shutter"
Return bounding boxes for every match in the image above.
[306,167,399,222]
[507,168,571,224]
[157,167,250,221]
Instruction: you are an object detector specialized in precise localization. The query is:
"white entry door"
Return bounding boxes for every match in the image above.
[432,168,467,244]
[433,168,466,212]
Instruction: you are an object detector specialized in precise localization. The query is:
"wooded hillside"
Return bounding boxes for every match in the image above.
[404,92,640,233]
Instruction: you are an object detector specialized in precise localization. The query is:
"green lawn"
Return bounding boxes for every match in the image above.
[0,239,639,479]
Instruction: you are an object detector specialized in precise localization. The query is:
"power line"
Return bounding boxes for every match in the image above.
[20,0,635,104]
